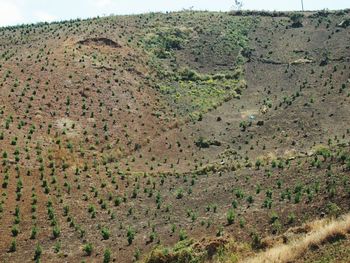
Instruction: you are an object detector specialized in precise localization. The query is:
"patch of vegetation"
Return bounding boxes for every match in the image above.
[195,137,221,148]
[143,27,191,58]
[290,12,304,28]
[142,13,254,120]
[144,239,209,263]
[159,68,246,119]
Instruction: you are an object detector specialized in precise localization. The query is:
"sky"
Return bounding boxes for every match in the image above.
[0,0,349,27]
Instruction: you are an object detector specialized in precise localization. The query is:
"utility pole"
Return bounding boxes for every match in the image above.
[233,0,243,11]
[301,0,304,11]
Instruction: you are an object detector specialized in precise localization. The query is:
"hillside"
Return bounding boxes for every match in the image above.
[0,9,349,262]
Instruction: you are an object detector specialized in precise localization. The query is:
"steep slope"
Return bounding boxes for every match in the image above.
[0,10,349,263]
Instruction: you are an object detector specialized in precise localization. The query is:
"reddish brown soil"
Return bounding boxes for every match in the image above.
[0,10,349,262]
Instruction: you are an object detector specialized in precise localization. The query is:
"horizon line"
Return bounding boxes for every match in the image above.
[0,8,348,29]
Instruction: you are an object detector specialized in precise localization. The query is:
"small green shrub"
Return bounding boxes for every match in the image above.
[83,243,93,256]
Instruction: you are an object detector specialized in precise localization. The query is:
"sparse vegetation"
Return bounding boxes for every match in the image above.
[0,8,349,263]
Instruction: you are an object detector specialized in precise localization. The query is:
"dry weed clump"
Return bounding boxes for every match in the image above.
[243,214,350,263]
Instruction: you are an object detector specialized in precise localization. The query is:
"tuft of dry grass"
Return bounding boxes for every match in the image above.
[243,214,350,263]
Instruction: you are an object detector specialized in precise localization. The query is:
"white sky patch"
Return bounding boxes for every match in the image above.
[34,11,57,23]
[0,0,348,27]
[0,1,23,26]
[90,0,112,8]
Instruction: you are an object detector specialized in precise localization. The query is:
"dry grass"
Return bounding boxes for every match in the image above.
[243,214,350,263]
